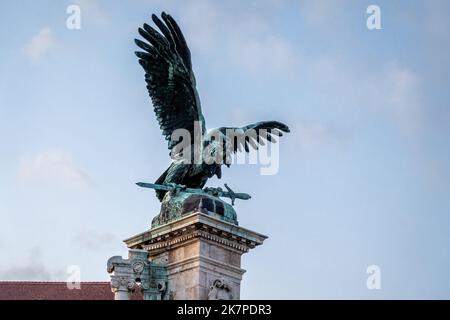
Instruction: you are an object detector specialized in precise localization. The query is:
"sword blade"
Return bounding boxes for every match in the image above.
[136,182,251,201]
[136,182,173,191]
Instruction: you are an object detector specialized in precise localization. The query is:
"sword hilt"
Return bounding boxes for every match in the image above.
[224,184,236,205]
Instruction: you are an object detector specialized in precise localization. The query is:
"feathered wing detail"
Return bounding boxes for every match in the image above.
[218,121,290,153]
[135,12,206,155]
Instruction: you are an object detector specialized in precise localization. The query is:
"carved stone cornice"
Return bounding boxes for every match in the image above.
[142,229,252,253]
[124,212,268,254]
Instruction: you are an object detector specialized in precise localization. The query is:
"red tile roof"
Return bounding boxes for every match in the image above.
[0,282,143,300]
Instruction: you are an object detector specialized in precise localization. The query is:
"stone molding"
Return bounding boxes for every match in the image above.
[124,212,267,254]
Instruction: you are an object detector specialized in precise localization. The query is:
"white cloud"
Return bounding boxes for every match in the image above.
[227,30,298,76]
[164,1,298,76]
[0,247,65,281]
[300,0,344,27]
[176,0,221,54]
[17,150,92,190]
[230,108,252,125]
[225,13,298,76]
[73,0,109,26]
[381,63,422,134]
[26,27,57,63]
[356,62,422,134]
[307,56,423,135]
[295,122,342,150]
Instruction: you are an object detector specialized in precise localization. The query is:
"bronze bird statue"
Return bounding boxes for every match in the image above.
[135,12,290,201]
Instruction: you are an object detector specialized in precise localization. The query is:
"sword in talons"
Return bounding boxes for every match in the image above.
[135,182,251,205]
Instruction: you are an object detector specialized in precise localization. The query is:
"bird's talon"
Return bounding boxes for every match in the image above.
[204,186,220,196]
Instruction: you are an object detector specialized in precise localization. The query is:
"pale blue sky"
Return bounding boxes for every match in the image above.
[0,0,449,299]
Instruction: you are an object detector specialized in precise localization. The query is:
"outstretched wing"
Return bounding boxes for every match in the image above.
[135,12,206,153]
[218,121,290,153]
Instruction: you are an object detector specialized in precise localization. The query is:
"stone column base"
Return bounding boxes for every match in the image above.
[124,212,267,300]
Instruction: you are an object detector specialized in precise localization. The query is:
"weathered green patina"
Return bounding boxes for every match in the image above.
[137,183,239,228]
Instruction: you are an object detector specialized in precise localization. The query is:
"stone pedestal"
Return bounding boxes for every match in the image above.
[124,212,267,300]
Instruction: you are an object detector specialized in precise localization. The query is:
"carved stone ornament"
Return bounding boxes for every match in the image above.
[207,279,233,300]
[107,249,167,300]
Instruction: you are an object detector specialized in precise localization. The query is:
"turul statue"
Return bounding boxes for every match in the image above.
[133,12,290,227]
